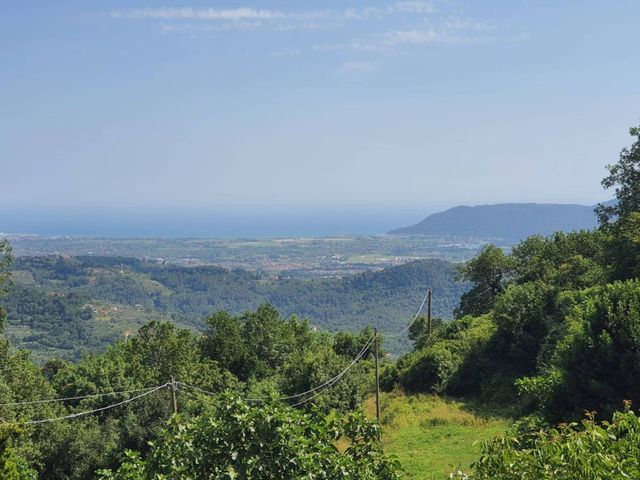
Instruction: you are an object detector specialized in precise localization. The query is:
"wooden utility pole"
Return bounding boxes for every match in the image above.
[374,328,380,422]
[427,288,433,337]
[170,376,178,414]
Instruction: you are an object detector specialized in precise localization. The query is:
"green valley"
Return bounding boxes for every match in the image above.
[4,255,468,361]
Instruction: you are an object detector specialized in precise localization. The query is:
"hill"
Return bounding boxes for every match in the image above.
[5,256,468,361]
[390,202,611,239]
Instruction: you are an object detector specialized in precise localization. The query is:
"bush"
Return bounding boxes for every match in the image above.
[393,315,496,395]
[98,394,402,480]
[453,405,640,480]
[538,280,640,419]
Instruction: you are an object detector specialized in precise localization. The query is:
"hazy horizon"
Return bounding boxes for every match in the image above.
[0,198,610,237]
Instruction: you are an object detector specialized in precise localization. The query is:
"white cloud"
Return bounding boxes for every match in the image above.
[385,28,445,45]
[384,28,492,46]
[112,8,284,20]
[444,17,494,31]
[394,1,435,14]
[111,2,435,23]
[111,2,520,54]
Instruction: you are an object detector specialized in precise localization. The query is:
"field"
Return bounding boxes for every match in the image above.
[364,392,510,479]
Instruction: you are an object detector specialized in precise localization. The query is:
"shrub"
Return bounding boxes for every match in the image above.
[454,405,640,480]
[97,394,402,480]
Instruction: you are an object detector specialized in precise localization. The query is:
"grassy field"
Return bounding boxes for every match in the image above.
[364,392,510,479]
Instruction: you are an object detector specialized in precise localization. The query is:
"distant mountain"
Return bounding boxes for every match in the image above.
[390,202,614,239]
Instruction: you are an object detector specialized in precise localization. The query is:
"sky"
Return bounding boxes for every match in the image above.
[1,1,639,234]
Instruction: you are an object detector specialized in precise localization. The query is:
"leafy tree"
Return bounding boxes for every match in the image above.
[98,395,401,480]
[392,315,497,395]
[455,245,513,318]
[333,327,377,358]
[595,124,640,280]
[523,280,640,420]
[201,311,249,379]
[491,282,553,376]
[596,124,640,226]
[606,211,640,280]
[510,231,607,289]
[0,426,37,480]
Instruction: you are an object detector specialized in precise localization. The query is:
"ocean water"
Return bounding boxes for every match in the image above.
[0,207,434,238]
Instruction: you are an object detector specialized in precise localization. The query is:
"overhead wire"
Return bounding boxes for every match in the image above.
[23,383,169,425]
[384,287,430,338]
[178,331,376,404]
[0,385,163,407]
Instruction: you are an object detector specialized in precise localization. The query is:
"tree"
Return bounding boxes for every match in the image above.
[454,245,513,318]
[594,124,640,281]
[98,395,402,480]
[201,311,249,379]
[0,426,36,480]
[596,124,640,226]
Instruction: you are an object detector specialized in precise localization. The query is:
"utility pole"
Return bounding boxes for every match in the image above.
[427,288,433,337]
[170,376,178,415]
[374,328,380,422]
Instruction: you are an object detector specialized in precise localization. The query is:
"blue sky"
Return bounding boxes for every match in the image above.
[1,1,639,217]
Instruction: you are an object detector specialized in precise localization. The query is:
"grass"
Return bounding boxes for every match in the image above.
[363,391,511,480]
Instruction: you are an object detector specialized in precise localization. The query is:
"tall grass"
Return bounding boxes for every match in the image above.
[364,391,510,480]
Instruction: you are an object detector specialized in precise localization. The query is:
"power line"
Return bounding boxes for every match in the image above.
[179,332,376,404]
[273,332,376,401]
[23,383,168,425]
[175,385,206,401]
[0,385,163,407]
[384,287,430,338]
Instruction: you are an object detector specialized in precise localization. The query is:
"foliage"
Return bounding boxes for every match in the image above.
[521,280,640,420]
[6,256,467,359]
[0,299,380,478]
[596,124,640,225]
[389,227,630,407]
[97,395,402,480]
[455,405,640,480]
[454,245,513,318]
[0,425,37,480]
[605,211,640,280]
[390,315,496,396]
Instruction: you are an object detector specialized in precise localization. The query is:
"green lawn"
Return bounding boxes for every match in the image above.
[364,392,510,480]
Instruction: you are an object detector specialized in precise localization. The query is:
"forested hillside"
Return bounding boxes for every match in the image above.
[5,256,467,361]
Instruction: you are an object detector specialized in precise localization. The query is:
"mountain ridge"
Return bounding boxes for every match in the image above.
[390,201,613,239]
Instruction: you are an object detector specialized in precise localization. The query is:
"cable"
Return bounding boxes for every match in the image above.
[278,333,376,401]
[180,332,375,402]
[175,383,216,397]
[289,334,377,407]
[384,287,430,338]
[0,385,163,408]
[22,383,168,425]
[175,386,208,401]
[274,332,375,402]
[178,332,376,405]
